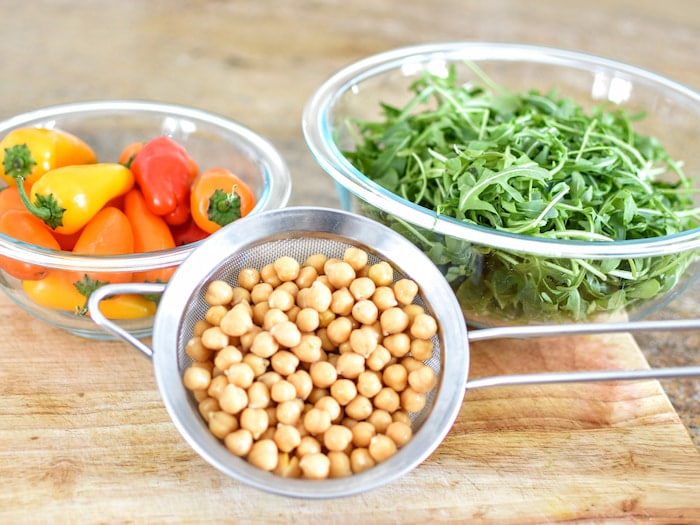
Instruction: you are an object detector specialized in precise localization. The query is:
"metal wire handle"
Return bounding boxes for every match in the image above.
[465,317,700,390]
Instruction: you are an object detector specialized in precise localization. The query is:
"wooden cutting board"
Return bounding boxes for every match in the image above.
[0,293,699,524]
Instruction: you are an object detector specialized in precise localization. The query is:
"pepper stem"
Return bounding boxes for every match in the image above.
[3,144,66,229]
[207,186,242,227]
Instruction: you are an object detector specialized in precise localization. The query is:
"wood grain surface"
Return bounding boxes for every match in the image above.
[1,1,699,523]
[1,293,699,524]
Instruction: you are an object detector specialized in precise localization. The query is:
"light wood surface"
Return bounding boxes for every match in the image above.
[1,1,699,523]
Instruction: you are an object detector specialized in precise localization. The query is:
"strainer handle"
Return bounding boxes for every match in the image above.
[465,317,700,390]
[88,282,167,359]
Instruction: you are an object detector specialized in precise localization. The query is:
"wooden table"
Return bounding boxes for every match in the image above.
[1,1,699,523]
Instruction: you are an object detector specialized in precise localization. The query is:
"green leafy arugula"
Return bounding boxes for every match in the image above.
[343,64,700,323]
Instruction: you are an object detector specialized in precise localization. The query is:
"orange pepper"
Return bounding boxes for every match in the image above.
[0,209,61,280]
[22,271,156,319]
[0,127,97,186]
[190,167,256,234]
[123,188,177,283]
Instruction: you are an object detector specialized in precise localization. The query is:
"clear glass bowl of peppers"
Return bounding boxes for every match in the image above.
[303,42,700,327]
[0,100,291,339]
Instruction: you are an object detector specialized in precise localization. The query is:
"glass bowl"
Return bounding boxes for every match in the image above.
[303,42,700,326]
[0,100,291,339]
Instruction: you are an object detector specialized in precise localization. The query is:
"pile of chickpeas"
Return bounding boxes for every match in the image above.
[182,247,438,480]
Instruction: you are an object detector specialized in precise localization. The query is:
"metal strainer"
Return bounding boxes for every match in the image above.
[89,207,700,499]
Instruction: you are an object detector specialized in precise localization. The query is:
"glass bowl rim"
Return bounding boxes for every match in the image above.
[302,41,700,259]
[0,99,292,271]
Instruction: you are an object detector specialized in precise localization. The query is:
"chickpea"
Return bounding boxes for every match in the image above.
[192,319,212,338]
[250,282,273,305]
[225,362,255,388]
[224,429,254,457]
[183,365,211,391]
[270,320,302,348]
[203,305,227,326]
[314,395,342,423]
[198,397,220,422]
[410,338,435,361]
[400,356,424,373]
[326,316,353,346]
[277,399,304,425]
[325,260,356,289]
[295,307,320,332]
[373,387,401,413]
[250,330,279,358]
[231,286,252,306]
[330,378,358,406]
[240,407,269,439]
[348,326,378,358]
[408,364,437,393]
[247,381,271,409]
[368,434,398,463]
[242,353,270,377]
[392,410,412,426]
[192,389,209,403]
[328,451,352,478]
[382,363,408,392]
[296,435,322,458]
[207,374,229,400]
[200,326,230,350]
[238,325,260,352]
[350,421,376,448]
[299,452,330,480]
[274,424,302,453]
[291,334,323,363]
[330,287,354,316]
[287,369,313,400]
[323,424,353,452]
[380,307,410,336]
[268,288,295,311]
[237,268,261,291]
[351,299,378,326]
[307,387,330,405]
[295,265,318,289]
[309,360,337,389]
[247,439,278,471]
[204,280,234,306]
[270,350,300,377]
[263,307,288,330]
[260,263,282,287]
[304,253,328,274]
[253,301,270,326]
[372,286,398,311]
[208,410,238,439]
[350,448,375,474]
[273,255,301,282]
[305,281,333,312]
[348,277,375,301]
[213,345,242,371]
[400,387,427,413]
[356,370,383,398]
[274,453,302,478]
[343,247,369,272]
[218,384,248,415]
[367,409,393,434]
[303,407,332,435]
[270,379,297,403]
[335,351,365,379]
[367,261,393,287]
[219,303,254,337]
[410,313,438,340]
[257,371,282,389]
[393,278,419,305]
[344,395,373,421]
[386,420,413,448]
[366,345,393,371]
[382,333,410,358]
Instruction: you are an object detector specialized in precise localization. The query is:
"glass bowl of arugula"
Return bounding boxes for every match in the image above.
[303,42,700,326]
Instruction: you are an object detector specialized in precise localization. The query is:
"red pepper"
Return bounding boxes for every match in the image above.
[169,216,209,246]
[129,136,193,219]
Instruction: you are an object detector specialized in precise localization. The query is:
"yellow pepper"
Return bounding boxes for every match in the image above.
[23,162,134,235]
[22,271,157,320]
[0,127,97,186]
